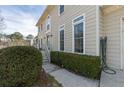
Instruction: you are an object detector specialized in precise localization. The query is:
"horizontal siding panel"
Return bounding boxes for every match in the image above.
[38,5,98,56]
[103,7,124,69]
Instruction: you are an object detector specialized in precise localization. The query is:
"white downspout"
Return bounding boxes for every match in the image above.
[96,5,100,56]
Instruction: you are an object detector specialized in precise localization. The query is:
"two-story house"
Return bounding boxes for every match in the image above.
[36,5,124,70]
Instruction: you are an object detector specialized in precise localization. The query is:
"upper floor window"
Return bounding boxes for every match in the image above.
[46,15,51,31]
[59,5,64,15]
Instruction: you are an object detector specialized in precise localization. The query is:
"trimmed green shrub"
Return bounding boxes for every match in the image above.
[0,46,42,87]
[51,51,101,79]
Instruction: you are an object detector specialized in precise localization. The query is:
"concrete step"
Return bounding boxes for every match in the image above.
[43,59,49,61]
[41,50,50,64]
[43,57,48,59]
[43,61,49,64]
[43,58,49,60]
[43,61,49,63]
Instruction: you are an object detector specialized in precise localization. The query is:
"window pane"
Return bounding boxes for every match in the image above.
[47,24,50,30]
[80,38,83,53]
[38,27,40,32]
[74,22,83,38]
[60,5,64,14]
[60,44,64,50]
[74,38,83,53]
[74,24,78,38]
[75,39,80,52]
[60,30,64,51]
[74,22,84,53]
[60,41,64,51]
[78,23,83,37]
[60,30,64,40]
[46,15,50,31]
[74,16,83,23]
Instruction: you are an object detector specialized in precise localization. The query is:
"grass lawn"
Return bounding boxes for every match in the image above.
[33,69,62,87]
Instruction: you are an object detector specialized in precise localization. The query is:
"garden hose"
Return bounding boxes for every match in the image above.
[98,37,116,87]
[98,63,116,87]
[102,62,116,74]
[100,37,116,75]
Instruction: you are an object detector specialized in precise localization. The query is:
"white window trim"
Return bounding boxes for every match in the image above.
[46,15,51,32]
[96,6,100,56]
[58,5,64,16]
[58,24,65,51]
[40,24,43,32]
[72,14,85,54]
[58,6,60,16]
[39,38,42,48]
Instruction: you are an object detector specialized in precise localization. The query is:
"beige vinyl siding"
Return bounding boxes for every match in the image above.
[50,5,98,56]
[38,19,47,46]
[103,7,124,69]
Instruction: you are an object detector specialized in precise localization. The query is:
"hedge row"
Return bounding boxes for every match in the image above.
[0,46,42,87]
[50,51,101,79]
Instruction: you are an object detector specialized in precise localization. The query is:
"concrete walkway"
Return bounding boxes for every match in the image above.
[100,69,124,87]
[43,62,124,87]
[43,63,99,87]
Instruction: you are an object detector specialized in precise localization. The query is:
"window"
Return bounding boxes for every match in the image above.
[59,25,64,51]
[59,5,64,15]
[47,24,50,30]
[73,15,84,53]
[38,24,43,32]
[38,26,40,32]
[40,24,43,31]
[60,29,64,51]
[46,15,51,31]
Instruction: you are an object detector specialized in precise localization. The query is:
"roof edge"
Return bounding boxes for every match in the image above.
[36,5,55,26]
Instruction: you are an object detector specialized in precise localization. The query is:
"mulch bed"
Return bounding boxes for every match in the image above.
[34,69,62,87]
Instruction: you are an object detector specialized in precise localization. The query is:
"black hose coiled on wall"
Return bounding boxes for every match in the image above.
[98,37,116,87]
[100,37,116,74]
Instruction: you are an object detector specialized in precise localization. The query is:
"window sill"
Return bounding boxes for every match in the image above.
[58,50,85,55]
[59,12,64,16]
[59,50,65,52]
[72,51,85,55]
[46,30,51,34]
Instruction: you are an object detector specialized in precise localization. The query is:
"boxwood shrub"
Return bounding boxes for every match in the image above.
[51,51,101,80]
[0,46,42,87]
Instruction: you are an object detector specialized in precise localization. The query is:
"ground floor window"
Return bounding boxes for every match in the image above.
[73,15,84,53]
[59,25,64,51]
